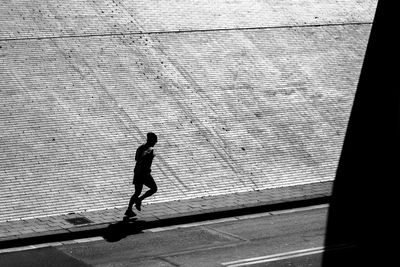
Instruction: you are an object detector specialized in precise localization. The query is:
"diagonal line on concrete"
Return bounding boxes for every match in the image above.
[0,22,373,42]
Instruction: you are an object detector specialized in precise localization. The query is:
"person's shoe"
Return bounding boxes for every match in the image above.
[124,209,136,217]
[135,199,142,211]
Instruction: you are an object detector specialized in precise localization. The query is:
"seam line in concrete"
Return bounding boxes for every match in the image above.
[0,21,372,42]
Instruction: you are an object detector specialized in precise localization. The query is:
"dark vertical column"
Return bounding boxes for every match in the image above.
[323,1,398,266]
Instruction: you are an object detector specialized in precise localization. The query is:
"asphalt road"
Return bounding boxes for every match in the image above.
[0,205,353,266]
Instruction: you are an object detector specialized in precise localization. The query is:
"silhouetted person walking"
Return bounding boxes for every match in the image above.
[125,132,158,217]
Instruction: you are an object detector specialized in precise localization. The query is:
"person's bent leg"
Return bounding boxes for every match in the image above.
[135,175,157,211]
[139,176,158,201]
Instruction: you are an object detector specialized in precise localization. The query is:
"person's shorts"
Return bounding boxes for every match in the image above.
[133,172,154,185]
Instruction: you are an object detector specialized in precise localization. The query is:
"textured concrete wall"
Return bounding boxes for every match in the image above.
[0,0,377,221]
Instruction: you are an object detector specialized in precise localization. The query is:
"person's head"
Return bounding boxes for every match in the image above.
[146,132,158,146]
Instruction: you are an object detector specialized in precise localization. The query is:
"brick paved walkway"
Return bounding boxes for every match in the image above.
[0,181,332,249]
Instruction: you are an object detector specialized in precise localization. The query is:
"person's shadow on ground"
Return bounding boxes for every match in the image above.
[102,217,144,242]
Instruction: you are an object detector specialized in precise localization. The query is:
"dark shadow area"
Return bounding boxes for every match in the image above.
[102,218,144,242]
[323,1,398,266]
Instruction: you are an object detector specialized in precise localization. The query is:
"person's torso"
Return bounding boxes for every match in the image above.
[134,144,155,174]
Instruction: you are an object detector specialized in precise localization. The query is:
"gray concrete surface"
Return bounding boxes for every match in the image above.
[0,1,377,223]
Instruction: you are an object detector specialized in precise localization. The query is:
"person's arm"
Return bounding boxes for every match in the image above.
[135,146,141,161]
